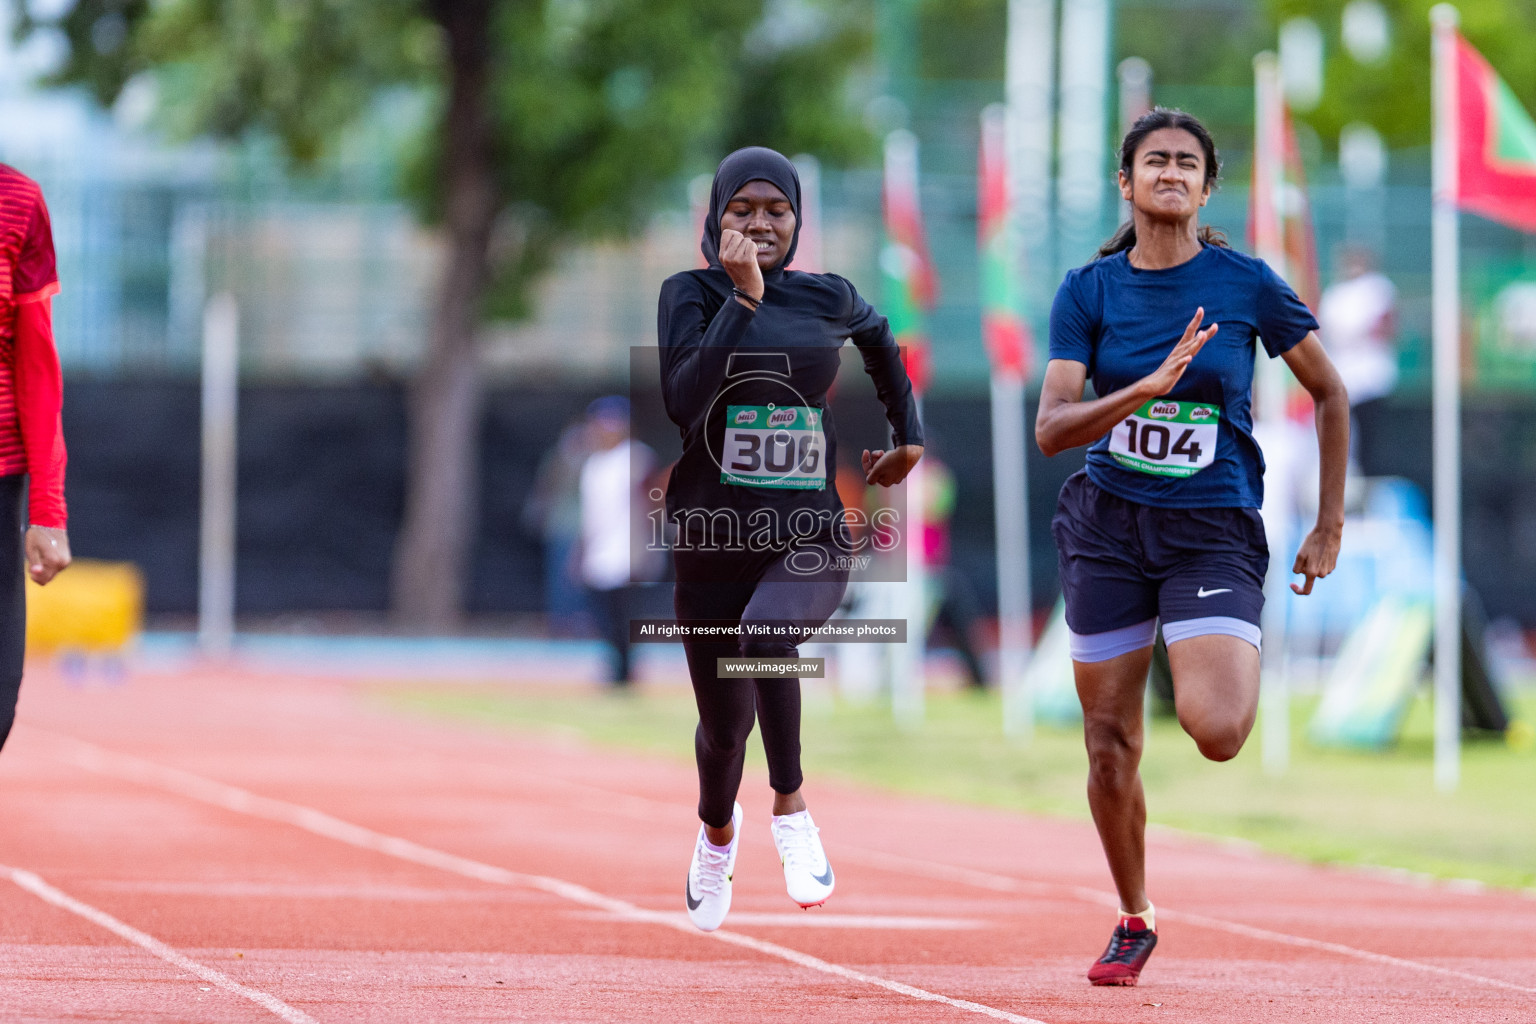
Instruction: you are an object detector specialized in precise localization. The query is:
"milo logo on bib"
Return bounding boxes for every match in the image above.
[768,408,798,427]
[721,404,826,490]
[1109,399,1220,478]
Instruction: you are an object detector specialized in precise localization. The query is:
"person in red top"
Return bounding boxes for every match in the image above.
[0,163,72,753]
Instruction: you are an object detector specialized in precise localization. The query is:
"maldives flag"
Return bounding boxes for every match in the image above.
[1249,107,1320,312]
[881,130,938,395]
[1250,70,1321,423]
[1454,35,1536,232]
[978,105,1032,383]
[1278,110,1321,313]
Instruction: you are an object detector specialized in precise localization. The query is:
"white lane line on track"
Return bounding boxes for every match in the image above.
[418,742,1536,996]
[40,733,1050,1024]
[92,880,537,902]
[3,865,320,1024]
[420,739,1536,996]
[847,847,1536,996]
[577,910,984,929]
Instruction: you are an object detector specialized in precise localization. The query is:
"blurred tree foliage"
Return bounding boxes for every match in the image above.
[15,0,876,626]
[905,0,1273,169]
[902,0,1536,161]
[914,0,1005,81]
[17,0,875,313]
[1268,0,1536,151]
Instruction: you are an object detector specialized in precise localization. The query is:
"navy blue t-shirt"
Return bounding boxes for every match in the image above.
[1048,244,1318,509]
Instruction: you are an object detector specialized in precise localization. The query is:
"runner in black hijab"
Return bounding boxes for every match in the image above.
[659,146,923,931]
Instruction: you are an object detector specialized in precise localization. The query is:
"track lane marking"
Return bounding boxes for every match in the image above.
[38,732,1051,1024]
[3,865,321,1024]
[380,734,1536,996]
[406,753,1536,995]
[846,847,1536,995]
[578,910,984,929]
[433,754,1536,995]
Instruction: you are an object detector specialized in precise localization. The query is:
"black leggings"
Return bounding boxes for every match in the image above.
[674,540,849,828]
[0,476,26,753]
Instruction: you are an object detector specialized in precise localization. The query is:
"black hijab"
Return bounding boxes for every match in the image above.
[699,146,802,272]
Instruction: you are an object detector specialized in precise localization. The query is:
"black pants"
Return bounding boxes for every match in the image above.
[587,584,636,685]
[930,566,987,688]
[673,540,848,828]
[1352,395,1390,477]
[0,476,26,753]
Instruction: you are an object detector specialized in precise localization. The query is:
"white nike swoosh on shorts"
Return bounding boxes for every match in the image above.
[1197,587,1233,598]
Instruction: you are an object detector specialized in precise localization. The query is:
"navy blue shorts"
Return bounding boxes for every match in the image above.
[1051,470,1268,637]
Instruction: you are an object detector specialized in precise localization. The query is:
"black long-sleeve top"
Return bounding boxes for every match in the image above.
[658,266,923,548]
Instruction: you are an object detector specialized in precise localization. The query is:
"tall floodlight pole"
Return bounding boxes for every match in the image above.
[981,104,1033,741]
[1116,57,1152,219]
[1117,56,1152,135]
[1055,0,1111,273]
[792,154,825,274]
[1252,52,1292,776]
[1430,4,1462,792]
[1006,0,1056,320]
[1004,0,1054,737]
[199,292,239,656]
[882,128,933,729]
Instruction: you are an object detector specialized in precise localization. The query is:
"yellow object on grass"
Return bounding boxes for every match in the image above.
[26,559,144,652]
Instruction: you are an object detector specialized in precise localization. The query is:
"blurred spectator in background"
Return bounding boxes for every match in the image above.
[524,417,591,636]
[577,396,655,686]
[918,453,987,689]
[1318,245,1397,472]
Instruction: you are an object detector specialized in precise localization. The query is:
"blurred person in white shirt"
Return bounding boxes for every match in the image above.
[578,396,655,685]
[1318,246,1397,472]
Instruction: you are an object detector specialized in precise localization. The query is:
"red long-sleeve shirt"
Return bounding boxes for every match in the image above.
[0,165,67,529]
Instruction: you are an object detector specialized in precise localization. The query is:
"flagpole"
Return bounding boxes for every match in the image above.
[1252,51,1292,777]
[1430,3,1462,792]
[883,128,928,729]
[981,103,1035,742]
[1003,1,1051,741]
[790,155,824,274]
[1005,0,1056,324]
[199,292,239,657]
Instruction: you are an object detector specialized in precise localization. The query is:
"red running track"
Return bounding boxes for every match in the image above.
[0,662,1532,1023]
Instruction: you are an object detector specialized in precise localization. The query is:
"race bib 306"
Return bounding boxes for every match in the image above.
[721,404,827,490]
[1108,399,1220,478]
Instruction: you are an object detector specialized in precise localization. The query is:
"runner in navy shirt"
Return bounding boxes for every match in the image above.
[1035,110,1349,987]
[1050,244,1317,509]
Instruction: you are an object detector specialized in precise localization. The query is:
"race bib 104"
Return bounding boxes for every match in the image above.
[1108,399,1220,478]
[721,405,827,490]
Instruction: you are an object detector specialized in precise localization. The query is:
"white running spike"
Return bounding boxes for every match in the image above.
[685,802,742,931]
[771,809,835,908]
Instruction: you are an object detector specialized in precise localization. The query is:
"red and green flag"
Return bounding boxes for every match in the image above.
[881,130,938,396]
[978,104,1033,383]
[1454,34,1536,232]
[1278,108,1321,314]
[1249,106,1320,312]
[1250,60,1321,424]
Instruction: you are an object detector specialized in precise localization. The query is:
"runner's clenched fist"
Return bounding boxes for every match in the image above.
[718,228,764,305]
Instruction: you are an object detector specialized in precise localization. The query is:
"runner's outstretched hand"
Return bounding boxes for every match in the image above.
[718,228,765,305]
[1290,523,1341,595]
[862,444,923,487]
[1139,307,1217,398]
